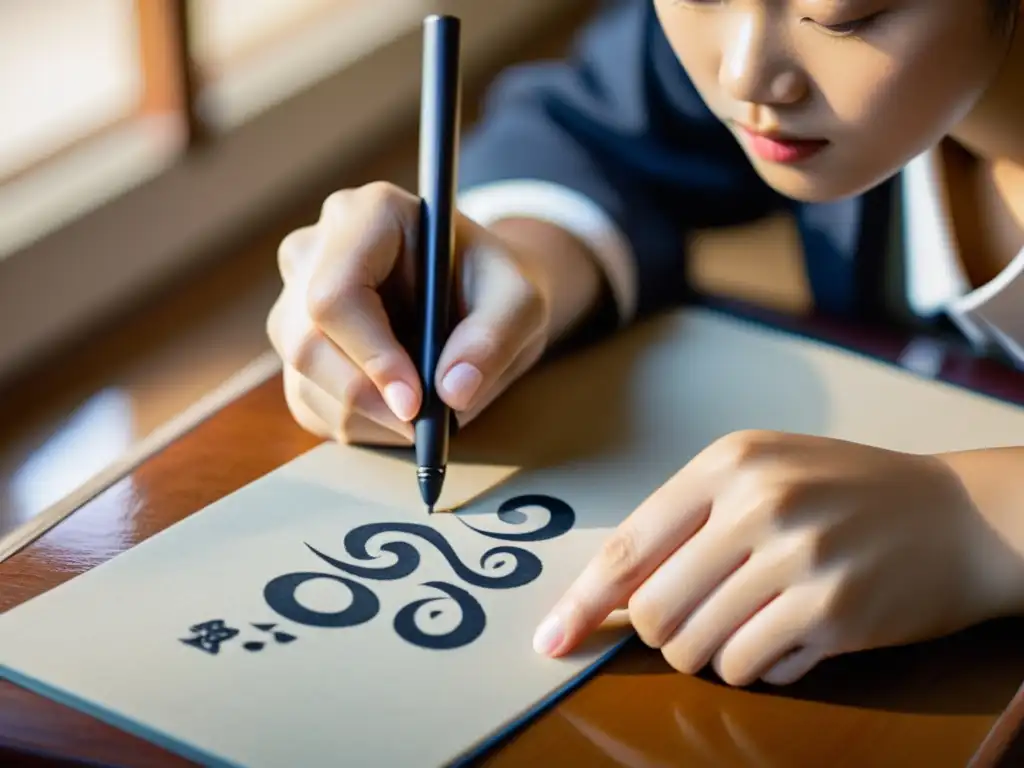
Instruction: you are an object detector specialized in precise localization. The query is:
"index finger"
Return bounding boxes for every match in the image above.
[531,470,714,658]
[305,184,422,420]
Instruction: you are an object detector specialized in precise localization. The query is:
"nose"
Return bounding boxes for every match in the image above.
[719,11,807,107]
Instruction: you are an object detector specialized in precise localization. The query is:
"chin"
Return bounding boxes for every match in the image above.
[748,155,899,203]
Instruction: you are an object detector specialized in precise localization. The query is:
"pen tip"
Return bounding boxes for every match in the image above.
[427,504,434,515]
[417,467,444,513]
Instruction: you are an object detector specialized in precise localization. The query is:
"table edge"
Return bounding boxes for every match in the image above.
[970,680,1024,768]
[0,351,283,565]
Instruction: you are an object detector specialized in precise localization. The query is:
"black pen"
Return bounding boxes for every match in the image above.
[415,14,461,514]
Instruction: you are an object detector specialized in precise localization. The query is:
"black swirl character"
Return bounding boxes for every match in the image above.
[262,493,575,650]
[457,494,576,542]
[393,581,487,650]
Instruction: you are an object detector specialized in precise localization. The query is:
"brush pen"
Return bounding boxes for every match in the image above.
[414,14,461,514]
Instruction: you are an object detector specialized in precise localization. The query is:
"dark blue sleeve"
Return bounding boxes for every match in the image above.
[458,0,783,322]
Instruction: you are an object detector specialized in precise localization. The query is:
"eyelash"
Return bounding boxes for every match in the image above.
[813,12,882,37]
[668,1,883,39]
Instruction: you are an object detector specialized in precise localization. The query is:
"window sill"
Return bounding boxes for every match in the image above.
[0,116,184,261]
[0,0,591,385]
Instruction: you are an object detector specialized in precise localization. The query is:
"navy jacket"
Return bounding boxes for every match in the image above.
[458,0,896,333]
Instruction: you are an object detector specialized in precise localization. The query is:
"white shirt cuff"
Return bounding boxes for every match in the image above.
[457,180,638,324]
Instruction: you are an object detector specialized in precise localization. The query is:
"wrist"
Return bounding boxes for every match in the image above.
[933,450,1024,618]
[488,218,607,349]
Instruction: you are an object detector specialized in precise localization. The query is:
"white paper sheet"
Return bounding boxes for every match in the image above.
[0,444,634,767]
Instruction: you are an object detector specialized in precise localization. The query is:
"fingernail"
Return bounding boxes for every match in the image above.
[532,614,564,656]
[383,381,418,422]
[441,362,483,409]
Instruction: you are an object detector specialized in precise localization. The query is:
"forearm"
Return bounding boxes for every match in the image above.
[454,1,740,338]
[937,446,1024,615]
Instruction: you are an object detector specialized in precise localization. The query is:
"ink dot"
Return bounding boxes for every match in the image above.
[429,610,442,619]
[243,641,265,652]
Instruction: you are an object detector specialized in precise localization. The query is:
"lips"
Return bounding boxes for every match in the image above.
[736,125,829,163]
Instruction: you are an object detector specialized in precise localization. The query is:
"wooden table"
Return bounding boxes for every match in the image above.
[3,301,1024,768]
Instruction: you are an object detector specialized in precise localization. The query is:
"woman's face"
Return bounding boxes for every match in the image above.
[654,0,1014,201]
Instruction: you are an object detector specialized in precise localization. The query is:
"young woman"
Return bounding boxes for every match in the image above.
[266,0,1024,687]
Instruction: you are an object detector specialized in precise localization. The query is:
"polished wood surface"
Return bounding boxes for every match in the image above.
[2,300,1024,768]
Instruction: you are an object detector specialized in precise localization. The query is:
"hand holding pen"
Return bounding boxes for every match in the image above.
[266,16,585,474]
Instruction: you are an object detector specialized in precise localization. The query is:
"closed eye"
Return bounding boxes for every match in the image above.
[811,11,883,36]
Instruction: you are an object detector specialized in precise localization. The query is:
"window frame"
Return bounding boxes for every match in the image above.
[0,0,583,383]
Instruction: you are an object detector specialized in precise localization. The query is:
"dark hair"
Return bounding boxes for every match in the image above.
[992,0,1020,32]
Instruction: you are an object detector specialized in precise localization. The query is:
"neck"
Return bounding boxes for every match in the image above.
[951,19,1024,167]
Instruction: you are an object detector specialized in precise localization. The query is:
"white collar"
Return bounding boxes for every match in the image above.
[902,145,1024,365]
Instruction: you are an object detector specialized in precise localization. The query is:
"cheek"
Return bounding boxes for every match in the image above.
[809,8,1001,167]
[785,29,998,200]
[817,45,991,153]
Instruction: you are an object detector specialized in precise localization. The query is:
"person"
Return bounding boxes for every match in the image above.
[266,0,1024,687]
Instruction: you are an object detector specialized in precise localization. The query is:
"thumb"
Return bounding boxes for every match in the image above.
[435,244,548,412]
